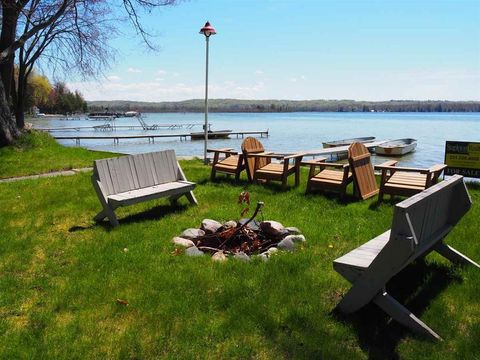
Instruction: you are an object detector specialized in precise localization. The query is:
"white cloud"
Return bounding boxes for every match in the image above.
[67,78,267,102]
[156,69,167,75]
[127,67,142,73]
[107,75,121,82]
[255,70,264,75]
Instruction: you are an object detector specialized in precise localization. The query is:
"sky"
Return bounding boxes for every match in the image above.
[66,0,480,102]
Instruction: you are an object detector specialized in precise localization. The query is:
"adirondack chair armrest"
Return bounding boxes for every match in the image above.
[284,152,306,160]
[315,162,349,169]
[301,157,328,166]
[376,160,398,168]
[428,164,447,174]
[248,152,280,159]
[207,148,237,155]
[375,165,430,174]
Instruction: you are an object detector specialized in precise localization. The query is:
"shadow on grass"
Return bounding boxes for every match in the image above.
[69,203,189,232]
[305,189,360,205]
[332,260,462,359]
[369,196,400,210]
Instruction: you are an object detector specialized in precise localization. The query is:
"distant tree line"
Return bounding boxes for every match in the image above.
[89,99,480,113]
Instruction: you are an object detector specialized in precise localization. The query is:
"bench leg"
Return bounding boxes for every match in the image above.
[373,290,442,341]
[94,205,119,227]
[435,242,480,268]
[92,178,120,227]
[185,191,198,205]
[210,167,217,181]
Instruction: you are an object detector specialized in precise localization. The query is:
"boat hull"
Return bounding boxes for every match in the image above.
[323,136,376,148]
[190,130,232,140]
[376,139,417,156]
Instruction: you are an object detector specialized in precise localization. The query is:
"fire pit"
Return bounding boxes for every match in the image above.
[172,199,306,262]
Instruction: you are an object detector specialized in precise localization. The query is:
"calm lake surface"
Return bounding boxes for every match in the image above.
[32,112,480,168]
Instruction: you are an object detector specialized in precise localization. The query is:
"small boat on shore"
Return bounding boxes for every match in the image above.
[323,136,376,148]
[375,138,417,156]
[190,130,232,140]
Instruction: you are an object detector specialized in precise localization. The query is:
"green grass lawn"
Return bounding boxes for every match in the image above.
[0,130,118,179]
[0,133,479,359]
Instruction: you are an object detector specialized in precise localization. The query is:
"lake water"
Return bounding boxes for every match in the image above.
[31,112,480,168]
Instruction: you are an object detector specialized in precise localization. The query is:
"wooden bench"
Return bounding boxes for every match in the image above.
[92,150,197,227]
[333,175,479,340]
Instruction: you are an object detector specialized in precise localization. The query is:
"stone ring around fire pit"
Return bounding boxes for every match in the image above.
[172,219,306,262]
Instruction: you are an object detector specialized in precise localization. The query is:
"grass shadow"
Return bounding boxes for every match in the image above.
[332,260,462,359]
[369,196,400,210]
[70,203,190,232]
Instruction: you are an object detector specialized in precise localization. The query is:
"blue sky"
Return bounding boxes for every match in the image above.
[68,0,480,101]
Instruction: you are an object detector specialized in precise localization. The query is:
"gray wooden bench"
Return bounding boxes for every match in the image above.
[333,175,479,340]
[92,150,197,227]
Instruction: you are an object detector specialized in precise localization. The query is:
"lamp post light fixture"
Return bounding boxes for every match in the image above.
[199,21,216,164]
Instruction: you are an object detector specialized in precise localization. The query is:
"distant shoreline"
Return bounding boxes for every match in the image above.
[88,99,480,113]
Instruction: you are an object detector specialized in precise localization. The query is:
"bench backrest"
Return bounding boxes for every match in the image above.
[348,142,378,200]
[93,150,180,196]
[373,175,471,278]
[241,137,268,181]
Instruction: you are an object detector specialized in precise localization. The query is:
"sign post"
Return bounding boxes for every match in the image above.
[444,141,480,179]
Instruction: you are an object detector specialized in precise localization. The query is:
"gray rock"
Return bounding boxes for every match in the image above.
[223,220,237,229]
[260,221,285,237]
[181,228,205,240]
[285,227,302,235]
[234,252,250,262]
[277,238,295,251]
[267,247,279,255]
[185,246,204,257]
[258,253,269,262]
[172,237,195,248]
[201,219,222,234]
[212,251,228,262]
[284,234,306,243]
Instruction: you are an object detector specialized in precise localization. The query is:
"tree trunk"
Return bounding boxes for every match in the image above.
[0,2,18,103]
[0,79,19,146]
[15,67,26,129]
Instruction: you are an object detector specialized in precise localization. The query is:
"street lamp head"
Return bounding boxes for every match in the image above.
[199,21,216,37]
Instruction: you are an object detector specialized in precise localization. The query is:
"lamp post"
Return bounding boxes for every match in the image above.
[199,21,216,164]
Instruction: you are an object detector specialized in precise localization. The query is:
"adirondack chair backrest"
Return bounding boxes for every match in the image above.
[348,142,378,199]
[371,175,470,280]
[241,137,268,181]
[93,150,180,196]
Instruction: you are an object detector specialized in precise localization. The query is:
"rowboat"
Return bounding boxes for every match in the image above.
[322,136,376,148]
[375,138,417,156]
[190,130,232,140]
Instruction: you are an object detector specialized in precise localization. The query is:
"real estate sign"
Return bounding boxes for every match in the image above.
[444,141,480,178]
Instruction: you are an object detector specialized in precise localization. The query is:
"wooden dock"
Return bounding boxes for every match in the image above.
[35,123,202,132]
[53,130,269,145]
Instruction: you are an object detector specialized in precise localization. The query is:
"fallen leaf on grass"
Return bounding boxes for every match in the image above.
[116,299,129,306]
[172,248,183,256]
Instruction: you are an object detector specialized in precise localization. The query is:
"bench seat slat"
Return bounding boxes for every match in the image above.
[108,181,196,206]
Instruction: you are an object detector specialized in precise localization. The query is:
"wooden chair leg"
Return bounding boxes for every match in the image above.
[373,290,441,340]
[281,176,288,190]
[378,190,384,202]
[185,191,198,205]
[435,242,480,268]
[210,167,217,181]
